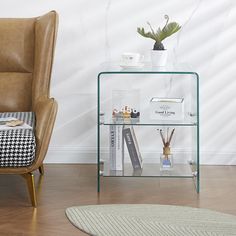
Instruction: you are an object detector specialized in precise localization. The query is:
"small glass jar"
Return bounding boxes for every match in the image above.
[160,154,173,170]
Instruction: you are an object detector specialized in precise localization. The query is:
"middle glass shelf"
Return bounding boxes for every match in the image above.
[100,117,197,126]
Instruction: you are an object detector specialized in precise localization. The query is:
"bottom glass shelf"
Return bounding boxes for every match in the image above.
[101,162,197,178]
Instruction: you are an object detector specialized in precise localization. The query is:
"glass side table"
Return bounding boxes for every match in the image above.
[97,63,200,193]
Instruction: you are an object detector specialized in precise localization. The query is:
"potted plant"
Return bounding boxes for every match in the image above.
[137,15,181,67]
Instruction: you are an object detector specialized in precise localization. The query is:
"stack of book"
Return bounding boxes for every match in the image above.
[109,125,142,171]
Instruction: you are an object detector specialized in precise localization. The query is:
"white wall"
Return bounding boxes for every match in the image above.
[1,0,236,164]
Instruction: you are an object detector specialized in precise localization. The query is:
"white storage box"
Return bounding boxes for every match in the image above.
[150,97,184,120]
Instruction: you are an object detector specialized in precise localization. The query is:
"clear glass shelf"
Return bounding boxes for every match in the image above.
[101,117,197,126]
[101,162,195,178]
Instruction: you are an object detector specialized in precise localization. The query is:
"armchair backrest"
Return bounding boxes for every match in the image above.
[0,11,58,112]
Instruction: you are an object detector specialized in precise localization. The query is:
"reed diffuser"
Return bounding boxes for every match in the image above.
[159,128,175,170]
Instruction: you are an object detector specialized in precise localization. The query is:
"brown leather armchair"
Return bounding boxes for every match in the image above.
[0,11,58,207]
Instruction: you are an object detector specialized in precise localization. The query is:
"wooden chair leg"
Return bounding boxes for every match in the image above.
[21,172,37,207]
[38,164,44,175]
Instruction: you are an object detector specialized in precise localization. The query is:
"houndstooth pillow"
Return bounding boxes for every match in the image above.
[0,112,36,167]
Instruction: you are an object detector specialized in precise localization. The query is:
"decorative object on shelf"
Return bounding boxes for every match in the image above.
[137,15,181,67]
[131,109,140,119]
[159,128,175,170]
[120,52,144,69]
[112,106,140,120]
[150,97,184,120]
[112,90,140,121]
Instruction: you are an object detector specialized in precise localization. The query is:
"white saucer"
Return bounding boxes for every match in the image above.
[120,63,144,69]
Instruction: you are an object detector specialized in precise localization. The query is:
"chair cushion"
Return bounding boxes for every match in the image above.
[0,112,36,167]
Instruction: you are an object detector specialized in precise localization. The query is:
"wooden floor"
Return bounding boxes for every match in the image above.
[0,164,236,235]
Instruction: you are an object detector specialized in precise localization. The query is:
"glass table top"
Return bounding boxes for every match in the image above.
[99,62,198,75]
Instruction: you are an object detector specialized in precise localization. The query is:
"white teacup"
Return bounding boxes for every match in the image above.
[121,52,143,66]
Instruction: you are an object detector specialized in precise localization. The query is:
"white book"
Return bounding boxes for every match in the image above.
[109,125,124,171]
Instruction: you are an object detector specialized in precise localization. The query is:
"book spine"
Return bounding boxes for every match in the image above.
[130,126,142,168]
[109,125,116,170]
[123,127,142,169]
[109,125,123,171]
[115,125,123,170]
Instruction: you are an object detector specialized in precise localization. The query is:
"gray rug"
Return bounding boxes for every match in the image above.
[66,204,236,236]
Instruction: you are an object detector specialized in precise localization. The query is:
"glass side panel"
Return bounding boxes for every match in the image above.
[191,124,199,190]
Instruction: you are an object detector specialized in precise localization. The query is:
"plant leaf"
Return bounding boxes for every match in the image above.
[137,27,157,41]
[137,20,181,44]
[160,22,181,41]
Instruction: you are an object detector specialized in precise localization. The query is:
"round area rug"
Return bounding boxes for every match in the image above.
[65,204,236,236]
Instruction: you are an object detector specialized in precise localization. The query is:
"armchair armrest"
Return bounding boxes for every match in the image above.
[32,97,58,170]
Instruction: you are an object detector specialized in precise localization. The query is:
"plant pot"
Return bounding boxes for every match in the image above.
[151,49,168,67]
